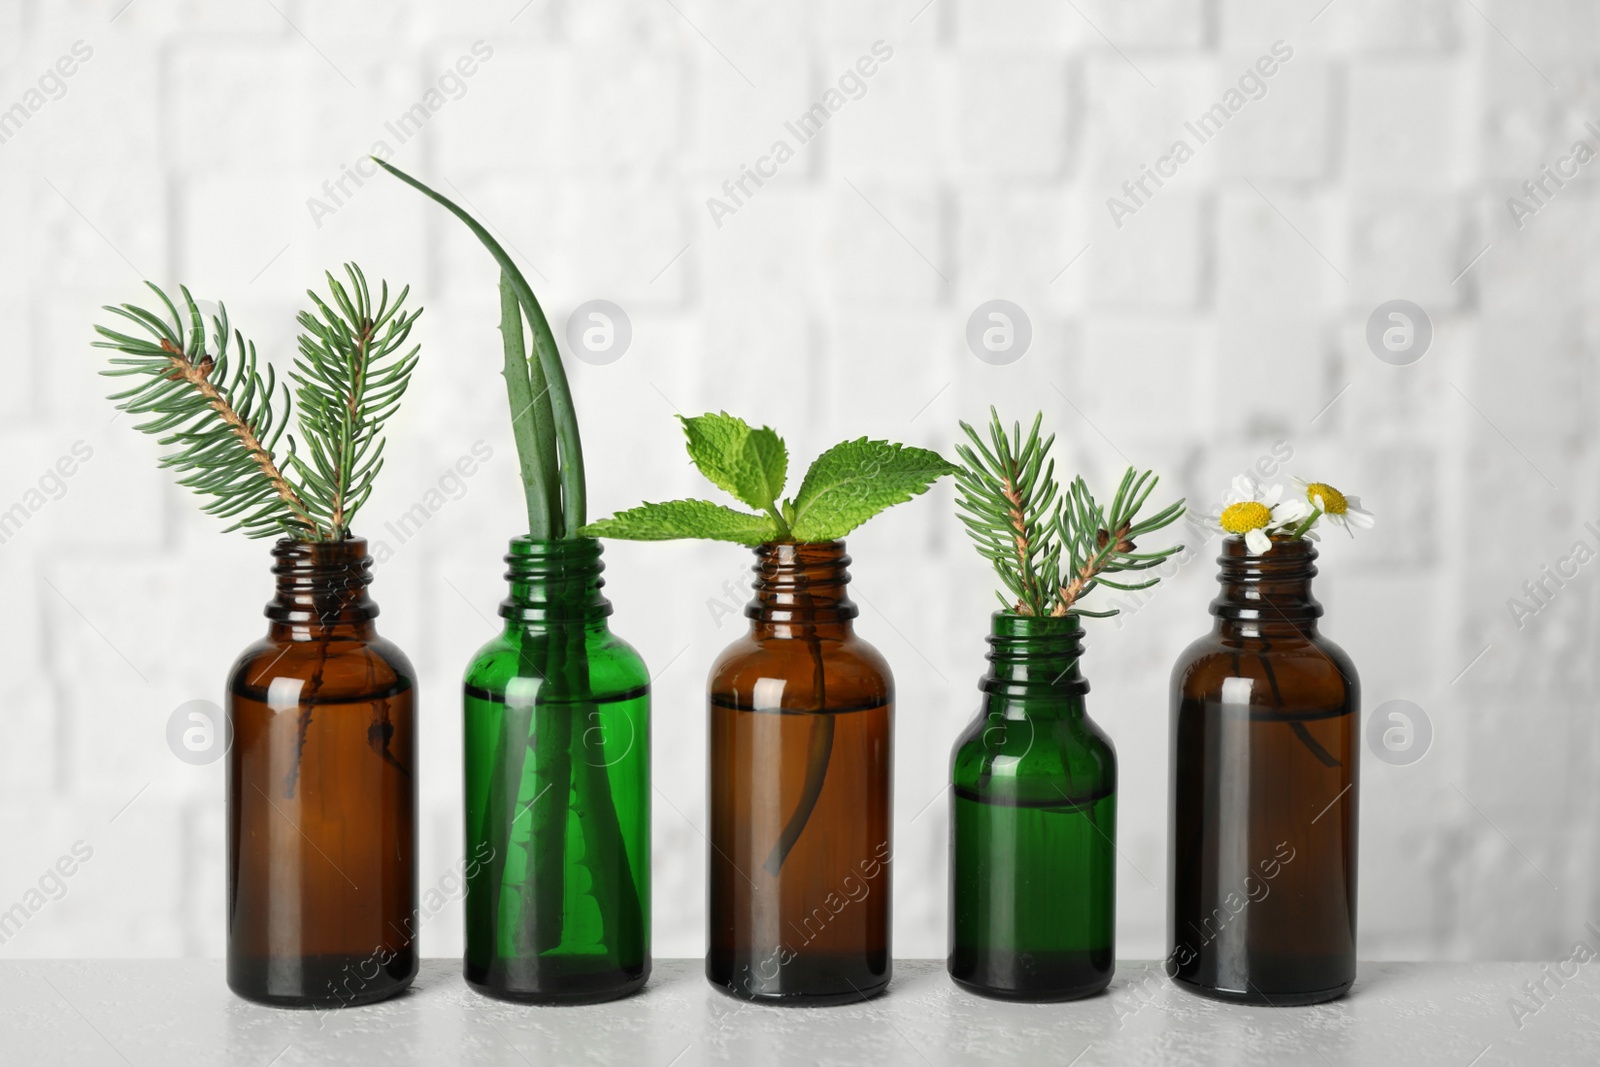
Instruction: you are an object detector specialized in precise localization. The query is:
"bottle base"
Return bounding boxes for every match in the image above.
[947,947,1113,1002]
[227,952,417,1009]
[710,980,890,1007]
[706,953,890,1006]
[1170,974,1353,1007]
[949,973,1112,1003]
[464,959,650,1005]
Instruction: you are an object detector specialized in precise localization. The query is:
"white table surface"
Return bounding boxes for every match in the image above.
[0,959,1592,1066]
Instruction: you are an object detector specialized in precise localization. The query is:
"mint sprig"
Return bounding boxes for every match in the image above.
[580,412,956,545]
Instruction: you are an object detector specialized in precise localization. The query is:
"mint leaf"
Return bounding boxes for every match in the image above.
[680,413,787,515]
[579,499,778,545]
[789,438,958,542]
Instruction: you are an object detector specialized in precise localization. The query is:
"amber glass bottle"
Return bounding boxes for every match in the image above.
[462,537,651,1003]
[706,540,893,1004]
[226,537,417,1007]
[949,613,1115,1000]
[1167,536,1358,1005]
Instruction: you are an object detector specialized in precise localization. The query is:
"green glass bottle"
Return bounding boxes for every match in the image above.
[462,537,651,1003]
[948,612,1116,1000]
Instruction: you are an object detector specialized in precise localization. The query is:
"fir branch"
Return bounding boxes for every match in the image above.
[952,409,1062,616]
[953,408,1185,619]
[96,284,321,540]
[288,264,421,538]
[1055,468,1186,618]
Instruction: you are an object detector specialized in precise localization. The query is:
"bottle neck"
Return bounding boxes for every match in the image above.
[502,536,613,627]
[981,612,1089,711]
[266,536,378,639]
[1211,535,1322,638]
[747,540,856,640]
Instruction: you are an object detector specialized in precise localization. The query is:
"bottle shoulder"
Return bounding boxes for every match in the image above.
[1170,629,1359,709]
[709,630,892,709]
[463,623,650,697]
[951,704,1115,793]
[229,631,414,701]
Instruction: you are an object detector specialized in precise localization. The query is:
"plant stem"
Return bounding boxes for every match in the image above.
[160,339,323,540]
[763,504,791,541]
[1289,507,1322,541]
[763,598,833,875]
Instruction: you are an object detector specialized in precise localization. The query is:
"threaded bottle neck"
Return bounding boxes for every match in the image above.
[1212,535,1322,632]
[981,612,1090,700]
[502,536,612,625]
[747,540,857,632]
[266,536,377,631]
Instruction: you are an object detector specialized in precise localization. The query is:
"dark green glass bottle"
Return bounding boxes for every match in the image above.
[462,537,651,1003]
[948,612,1116,1000]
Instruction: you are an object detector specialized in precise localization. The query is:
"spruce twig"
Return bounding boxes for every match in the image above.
[953,408,1185,619]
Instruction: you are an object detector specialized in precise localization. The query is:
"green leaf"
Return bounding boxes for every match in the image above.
[789,438,957,542]
[579,500,778,545]
[679,412,787,515]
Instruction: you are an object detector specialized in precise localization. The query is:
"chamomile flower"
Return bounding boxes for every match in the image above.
[1213,475,1310,555]
[1293,478,1374,538]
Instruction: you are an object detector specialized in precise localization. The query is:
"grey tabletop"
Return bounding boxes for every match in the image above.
[0,959,1592,1066]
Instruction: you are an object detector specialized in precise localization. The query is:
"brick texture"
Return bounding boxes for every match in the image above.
[0,0,1595,968]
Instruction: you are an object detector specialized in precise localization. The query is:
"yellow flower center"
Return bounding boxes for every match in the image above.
[1220,501,1272,534]
[1304,482,1347,515]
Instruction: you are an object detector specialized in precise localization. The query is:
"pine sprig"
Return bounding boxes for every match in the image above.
[96,283,321,539]
[289,264,421,538]
[1056,469,1186,618]
[953,408,1185,619]
[95,268,422,542]
[952,410,1062,616]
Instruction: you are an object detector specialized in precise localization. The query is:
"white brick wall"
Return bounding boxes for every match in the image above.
[1,0,1596,967]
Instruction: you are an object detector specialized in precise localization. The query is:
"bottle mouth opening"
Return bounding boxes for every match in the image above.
[988,610,1086,640]
[271,535,371,566]
[1217,535,1318,573]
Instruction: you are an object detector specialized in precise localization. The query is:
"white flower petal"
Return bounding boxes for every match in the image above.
[1345,507,1376,529]
[1273,499,1312,525]
[1229,474,1255,502]
[1244,528,1272,555]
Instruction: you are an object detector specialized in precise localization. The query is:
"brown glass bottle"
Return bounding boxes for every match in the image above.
[706,540,893,1005]
[226,537,417,1007]
[1167,536,1358,1005]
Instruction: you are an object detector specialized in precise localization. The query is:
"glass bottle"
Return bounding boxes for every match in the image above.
[462,537,651,1003]
[948,613,1115,1000]
[1167,536,1359,1005]
[226,536,417,1007]
[706,540,893,1004]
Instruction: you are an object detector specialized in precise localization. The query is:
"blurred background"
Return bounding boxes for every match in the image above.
[0,0,1593,964]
